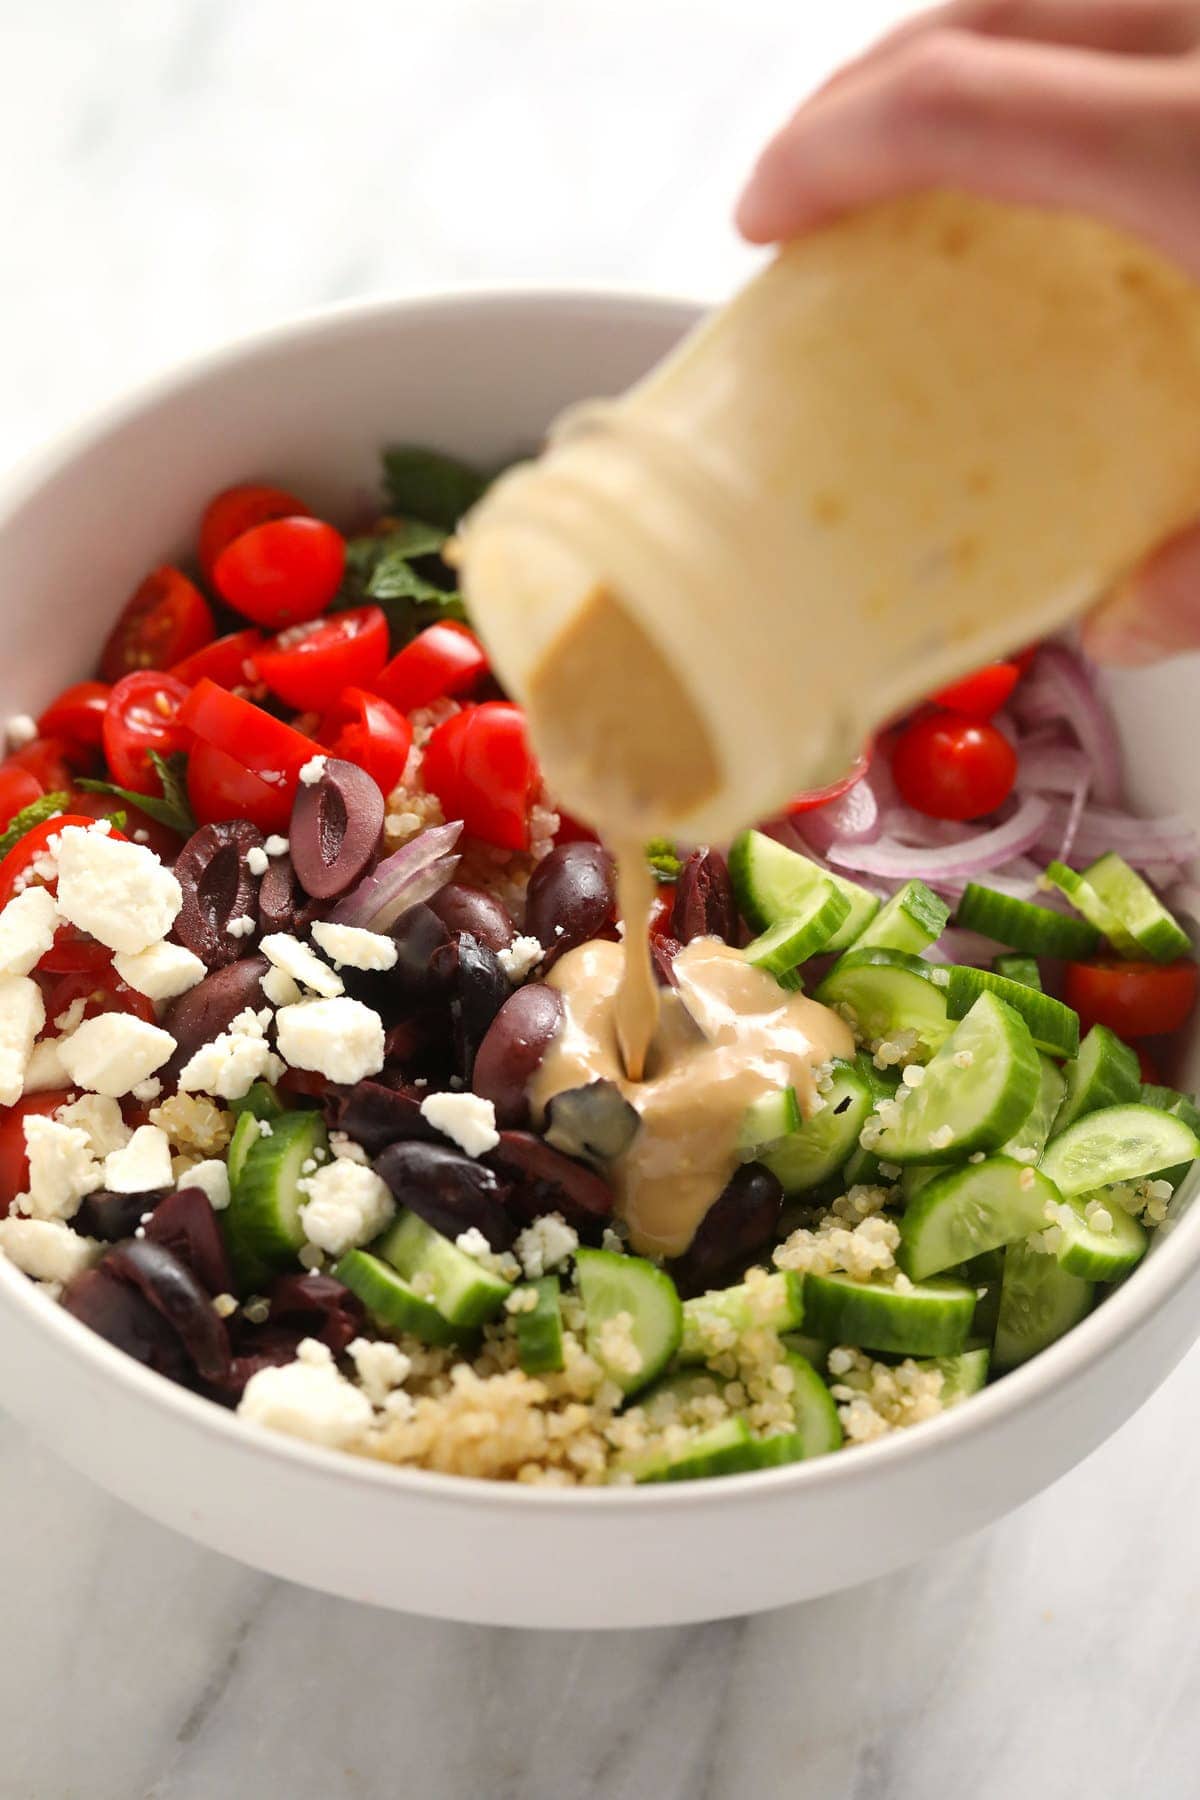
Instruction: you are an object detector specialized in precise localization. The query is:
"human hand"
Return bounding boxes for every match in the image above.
[736,1,1200,667]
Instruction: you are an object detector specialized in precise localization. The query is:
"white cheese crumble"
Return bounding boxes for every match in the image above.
[17,1115,103,1220]
[182,1158,231,1211]
[54,997,87,1034]
[0,887,59,976]
[4,714,38,751]
[55,1094,130,1159]
[0,976,45,1105]
[455,1227,520,1282]
[177,1006,282,1101]
[347,1337,412,1408]
[260,966,300,1008]
[59,1013,175,1097]
[0,1216,101,1284]
[264,835,289,857]
[260,932,343,998]
[22,1035,72,1095]
[226,914,256,940]
[310,920,398,973]
[497,935,544,982]
[246,845,269,877]
[275,998,385,1085]
[298,1160,394,1256]
[54,825,182,954]
[329,1130,369,1164]
[112,940,206,1002]
[514,1212,578,1279]
[298,754,328,787]
[418,1090,499,1157]
[103,1125,174,1194]
[238,1337,372,1447]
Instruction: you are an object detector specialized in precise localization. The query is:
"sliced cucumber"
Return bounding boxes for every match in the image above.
[1044,861,1139,957]
[945,965,1079,1059]
[959,1247,1005,1344]
[730,828,878,954]
[575,1248,683,1396]
[513,1275,565,1373]
[815,947,949,1056]
[617,1416,757,1483]
[801,1270,976,1356]
[229,1080,286,1122]
[1082,852,1192,964]
[225,1110,328,1287]
[900,1164,939,1201]
[378,1210,512,1328]
[226,1109,261,1190]
[992,953,1041,990]
[333,1248,462,1346]
[872,991,1040,1166]
[991,1240,1094,1371]
[1004,1055,1066,1163]
[929,1345,990,1402]
[849,880,949,956]
[957,882,1100,959]
[1039,1102,1200,1197]
[759,1060,872,1194]
[1052,1194,1148,1281]
[1052,1025,1142,1139]
[748,1350,844,1464]
[678,1270,804,1364]
[898,1155,1059,1280]
[1140,1084,1200,1187]
[742,879,850,978]
[736,1087,802,1161]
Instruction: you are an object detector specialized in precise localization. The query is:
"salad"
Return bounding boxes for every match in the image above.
[0,446,1196,1486]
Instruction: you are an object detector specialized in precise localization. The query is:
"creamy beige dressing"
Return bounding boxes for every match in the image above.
[532,935,852,1258]
[611,843,659,1084]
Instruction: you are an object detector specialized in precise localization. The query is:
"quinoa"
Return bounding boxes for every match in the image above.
[149,1093,235,1158]
[773,1196,900,1280]
[827,1346,948,1443]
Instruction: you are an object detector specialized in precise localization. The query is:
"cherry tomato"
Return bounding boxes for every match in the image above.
[102,671,191,794]
[0,1093,74,1216]
[1064,960,1199,1039]
[423,702,539,851]
[373,622,489,715]
[198,483,311,583]
[178,679,323,795]
[38,926,118,977]
[37,681,111,752]
[788,743,874,815]
[43,965,156,1029]
[554,809,599,845]
[929,661,1020,718]
[213,518,346,629]
[187,738,294,834]
[318,687,413,796]
[0,766,43,830]
[1136,1045,1163,1084]
[5,737,81,789]
[256,606,388,710]
[169,628,266,691]
[891,711,1017,821]
[1011,643,1041,677]
[648,883,677,940]
[99,567,214,683]
[0,813,118,911]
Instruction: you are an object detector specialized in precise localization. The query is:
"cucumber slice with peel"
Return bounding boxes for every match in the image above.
[226,1109,261,1190]
[1050,1193,1148,1281]
[1044,862,1139,957]
[742,879,850,978]
[229,1080,286,1122]
[1052,1025,1142,1139]
[849,880,949,955]
[678,1270,804,1364]
[929,1345,990,1401]
[514,1275,565,1373]
[616,1417,757,1483]
[1082,852,1192,964]
[898,1155,1059,1280]
[1140,1084,1200,1187]
[748,1350,844,1464]
[575,1248,683,1396]
[736,1087,802,1161]
[1004,1055,1066,1163]
[871,991,1040,1165]
[815,947,949,1056]
[333,1248,463,1347]
[992,1240,1094,1371]
[945,965,1079,1058]
[730,829,879,954]
[992,954,1041,990]
[225,1109,328,1288]
[1039,1103,1200,1197]
[957,882,1100,959]
[801,1270,977,1356]
[759,1060,872,1194]
[378,1211,512,1328]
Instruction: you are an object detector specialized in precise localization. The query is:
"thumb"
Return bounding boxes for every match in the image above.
[1081,519,1200,667]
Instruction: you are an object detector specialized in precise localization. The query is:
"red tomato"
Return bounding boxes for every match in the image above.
[37,681,111,752]
[1011,643,1041,677]
[929,662,1020,718]
[66,787,185,863]
[256,606,388,710]
[169,628,266,691]
[38,926,116,977]
[179,679,323,795]
[1136,1045,1163,1084]
[187,738,294,834]
[648,883,677,939]
[0,813,114,910]
[213,518,346,629]
[102,671,192,794]
[5,737,81,789]
[373,622,488,714]
[0,766,43,830]
[788,743,874,815]
[198,483,311,583]
[423,702,539,851]
[0,1093,74,1216]
[554,809,599,845]
[43,965,156,1029]
[318,687,413,795]
[891,712,1017,821]
[1064,960,1199,1039]
[99,567,214,683]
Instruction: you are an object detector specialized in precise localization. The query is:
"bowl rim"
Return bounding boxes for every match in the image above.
[0,281,1196,1514]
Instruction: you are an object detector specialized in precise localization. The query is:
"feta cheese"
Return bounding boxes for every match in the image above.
[514,1212,579,1278]
[58,1014,175,1097]
[264,835,289,857]
[0,1216,101,1284]
[55,826,182,954]
[275,998,385,1085]
[238,1337,372,1447]
[177,1007,282,1101]
[299,1160,394,1256]
[103,1125,174,1194]
[131,1077,162,1104]
[4,714,38,751]
[298,754,327,787]
[246,845,269,877]
[18,1116,103,1220]
[112,940,206,1003]
[181,1157,231,1211]
[261,965,303,1008]
[53,997,87,1034]
[55,1094,130,1159]
[497,935,544,982]
[22,1035,72,1095]
[0,976,45,1104]
[329,1130,369,1165]
[347,1337,412,1407]
[419,1090,499,1158]
[225,915,256,940]
[260,932,343,999]
[310,921,398,973]
[0,888,59,976]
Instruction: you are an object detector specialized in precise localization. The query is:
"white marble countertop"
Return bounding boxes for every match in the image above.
[3,2,1200,1794]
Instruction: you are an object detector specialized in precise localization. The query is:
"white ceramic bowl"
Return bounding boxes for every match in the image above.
[0,289,1197,1630]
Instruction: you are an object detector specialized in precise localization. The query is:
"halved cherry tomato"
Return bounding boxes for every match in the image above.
[0,766,44,830]
[0,813,121,911]
[187,738,294,834]
[318,687,412,795]
[373,622,489,715]
[37,681,111,752]
[891,711,1017,821]
[1064,959,1199,1039]
[213,518,346,629]
[198,483,311,583]
[5,737,81,789]
[38,926,117,977]
[1136,1045,1163,1084]
[1011,643,1041,677]
[169,628,266,691]
[256,606,388,710]
[788,743,874,815]
[929,661,1020,718]
[99,567,214,683]
[554,809,599,845]
[423,702,539,851]
[179,679,323,795]
[648,882,677,940]
[102,671,191,794]
[43,964,156,1030]
[0,1093,74,1216]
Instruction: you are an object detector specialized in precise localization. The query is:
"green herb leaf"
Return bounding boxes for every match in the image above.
[339,524,466,649]
[79,750,195,838]
[646,839,682,881]
[382,446,488,532]
[0,793,71,860]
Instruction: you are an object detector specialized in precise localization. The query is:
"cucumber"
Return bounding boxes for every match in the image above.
[1082,852,1192,964]
[226,1109,261,1189]
[898,1155,1060,1280]
[736,1087,802,1161]
[678,1270,805,1364]
[759,1060,872,1194]
[1039,1102,1200,1197]
[730,828,879,954]
[900,1164,939,1201]
[992,953,1041,990]
[872,991,1040,1165]
[513,1276,566,1373]
[333,1248,463,1346]
[838,1055,901,1188]
[959,1247,1005,1344]
[748,1350,844,1464]
[1052,1025,1142,1139]
[945,965,1079,1059]
[782,1330,831,1369]
[377,1211,512,1328]
[801,1270,977,1356]
[224,1110,329,1288]
[957,882,1100,959]
[1004,1055,1066,1163]
[1140,1084,1200,1187]
[929,1345,990,1402]
[229,1081,286,1122]
[1052,1194,1148,1281]
[574,1248,683,1396]
[617,1416,757,1483]
[849,880,949,955]
[991,1240,1094,1371]
[1044,862,1139,957]
[815,947,949,1056]
[742,879,850,978]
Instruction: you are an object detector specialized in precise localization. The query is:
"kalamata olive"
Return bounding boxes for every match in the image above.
[668,1163,784,1297]
[61,1266,193,1382]
[145,1187,235,1298]
[330,1080,447,1157]
[386,903,455,1006]
[74,1188,168,1242]
[174,821,265,969]
[289,757,384,899]
[472,984,564,1127]
[106,1238,232,1383]
[258,850,318,935]
[264,1272,366,1354]
[433,931,510,1079]
[486,1131,614,1231]
[375,1139,515,1250]
[651,936,682,986]
[544,1081,640,1166]
[162,956,269,1082]
[673,848,738,945]
[429,883,517,954]
[524,842,617,970]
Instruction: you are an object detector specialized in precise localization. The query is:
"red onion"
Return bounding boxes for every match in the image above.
[797,780,881,852]
[826,794,1051,886]
[328,821,462,931]
[1012,644,1123,806]
[1014,742,1092,797]
[924,927,1001,966]
[1034,801,1199,870]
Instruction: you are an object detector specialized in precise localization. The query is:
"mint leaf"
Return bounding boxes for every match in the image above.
[339,527,467,648]
[0,793,70,860]
[80,750,195,838]
[382,446,487,532]
[646,839,682,881]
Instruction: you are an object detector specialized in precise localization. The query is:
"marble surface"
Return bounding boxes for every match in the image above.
[2,2,1200,1794]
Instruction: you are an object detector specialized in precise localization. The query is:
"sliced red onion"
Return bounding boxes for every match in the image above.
[878,807,977,849]
[328,821,463,931]
[1034,802,1199,870]
[1012,644,1123,806]
[1056,775,1089,865]
[1166,881,1200,924]
[924,926,1001,966]
[826,794,1051,886]
[1014,742,1092,797]
[797,780,881,852]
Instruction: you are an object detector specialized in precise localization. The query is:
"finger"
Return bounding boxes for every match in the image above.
[1082,520,1200,666]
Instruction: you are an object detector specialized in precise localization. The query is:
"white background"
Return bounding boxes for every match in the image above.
[2,4,1200,1796]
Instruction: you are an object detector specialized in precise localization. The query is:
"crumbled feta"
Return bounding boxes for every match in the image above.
[246,845,269,877]
[347,1337,412,1408]
[103,1124,173,1194]
[419,1091,499,1157]
[55,1093,130,1158]
[54,826,182,954]
[112,940,206,1002]
[0,976,45,1104]
[0,1216,101,1284]
[275,998,385,1085]
[226,914,256,940]
[310,921,398,973]
[261,965,303,1008]
[298,1160,394,1256]
[53,997,87,1035]
[59,1013,175,1097]
[182,1157,231,1211]
[17,1116,103,1220]
[497,935,544,982]
[0,887,59,977]
[22,1035,72,1095]
[238,1337,372,1447]
[131,1077,162,1104]
[4,714,37,751]
[298,754,328,787]
[329,1130,369,1164]
[260,932,343,998]
[514,1212,578,1278]
[264,835,289,857]
[177,1007,282,1101]
[454,1227,520,1282]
